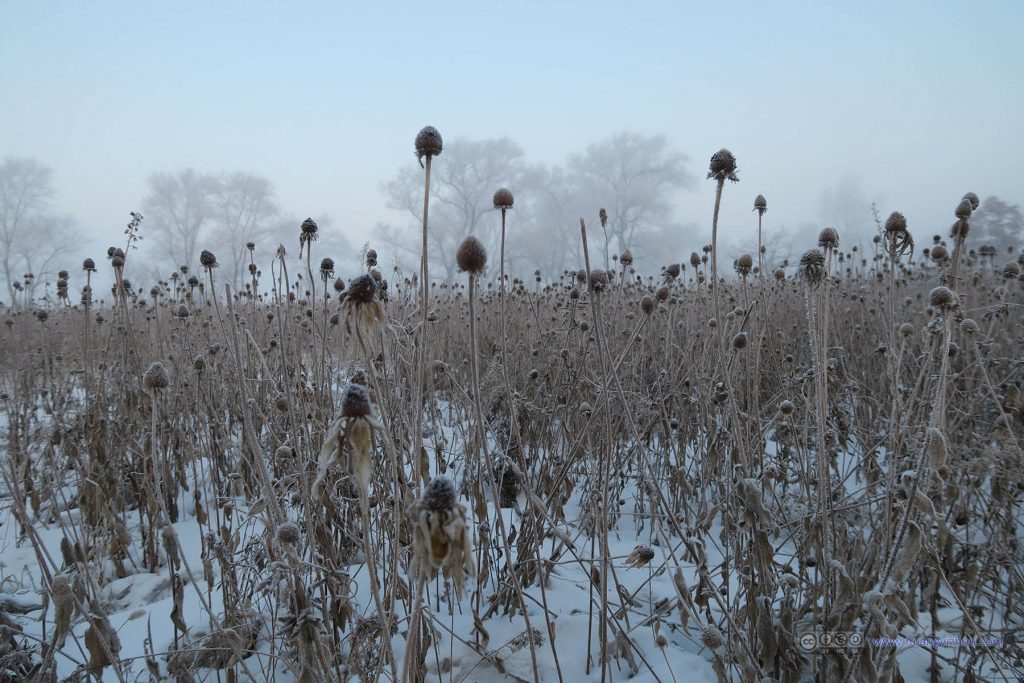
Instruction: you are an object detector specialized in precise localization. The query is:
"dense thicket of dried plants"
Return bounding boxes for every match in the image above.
[0,137,1022,683]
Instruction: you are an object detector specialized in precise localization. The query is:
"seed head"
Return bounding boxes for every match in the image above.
[753,194,767,214]
[707,149,739,182]
[664,263,681,280]
[346,274,377,305]
[734,254,753,276]
[885,212,908,233]
[365,249,378,267]
[143,361,170,390]
[930,245,948,261]
[1003,261,1021,279]
[899,322,915,338]
[319,257,334,278]
[732,331,748,350]
[928,286,958,310]
[589,269,608,291]
[493,188,514,209]
[818,227,839,249]
[276,522,301,546]
[641,295,655,315]
[340,383,372,418]
[300,218,318,243]
[422,476,456,512]
[83,258,96,272]
[333,277,346,292]
[415,126,443,160]
[779,400,794,415]
[456,236,487,276]
[199,250,218,269]
[619,249,633,267]
[700,625,724,650]
[954,198,973,219]
[959,318,979,335]
[690,252,701,267]
[798,249,826,286]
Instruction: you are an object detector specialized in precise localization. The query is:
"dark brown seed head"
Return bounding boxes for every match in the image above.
[779,400,795,415]
[340,383,372,418]
[415,126,443,159]
[456,236,487,276]
[962,192,980,210]
[365,249,378,267]
[276,522,301,546]
[732,331,748,350]
[620,249,633,266]
[818,227,839,249]
[641,295,655,315]
[1003,261,1021,279]
[930,245,948,261]
[333,277,346,292]
[735,254,753,276]
[422,476,456,511]
[599,207,608,227]
[589,269,608,291]
[773,268,785,281]
[143,361,170,390]
[493,188,514,209]
[300,217,318,242]
[664,263,681,280]
[319,257,334,278]
[885,212,907,233]
[954,198,973,219]
[200,250,218,269]
[690,252,701,267]
[83,258,95,271]
[928,286,958,310]
[346,274,377,305]
[798,249,826,286]
[655,285,670,301]
[707,149,738,182]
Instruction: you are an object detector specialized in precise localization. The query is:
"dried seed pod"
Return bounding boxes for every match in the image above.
[700,625,724,650]
[422,476,456,511]
[928,286,958,310]
[456,236,487,276]
[626,545,656,568]
[415,126,443,161]
[779,400,794,415]
[341,383,372,418]
[641,295,655,315]
[818,227,839,249]
[753,194,767,214]
[798,249,826,286]
[707,149,738,182]
[620,248,633,266]
[143,361,170,390]
[589,269,609,291]
[493,187,514,209]
[276,521,301,546]
[732,331,748,350]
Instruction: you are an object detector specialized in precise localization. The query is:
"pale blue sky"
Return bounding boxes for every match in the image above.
[2,0,1022,268]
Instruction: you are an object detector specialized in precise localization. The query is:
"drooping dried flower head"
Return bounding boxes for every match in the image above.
[319,257,335,278]
[456,236,487,276]
[299,217,318,245]
[412,477,475,597]
[798,249,826,286]
[753,194,767,214]
[340,274,383,331]
[422,476,456,511]
[707,149,739,182]
[493,188,514,210]
[143,361,170,391]
[818,227,839,249]
[734,254,753,276]
[340,383,372,418]
[200,250,218,270]
[346,274,377,305]
[415,126,443,160]
[625,545,656,568]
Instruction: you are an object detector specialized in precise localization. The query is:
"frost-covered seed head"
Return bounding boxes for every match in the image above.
[928,286,958,310]
[754,194,767,214]
[818,227,839,249]
[707,149,738,182]
[415,126,443,159]
[422,476,456,512]
[143,361,170,390]
[456,236,487,276]
[493,188,514,209]
[340,383,372,418]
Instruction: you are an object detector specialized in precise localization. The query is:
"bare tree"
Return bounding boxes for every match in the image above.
[143,169,217,272]
[211,172,280,288]
[378,137,527,282]
[568,132,694,265]
[0,158,72,306]
[971,196,1023,252]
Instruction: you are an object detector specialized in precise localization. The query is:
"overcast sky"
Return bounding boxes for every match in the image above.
[2,0,1022,273]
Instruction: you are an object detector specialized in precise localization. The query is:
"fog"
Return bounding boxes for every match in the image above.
[2,1,1022,298]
